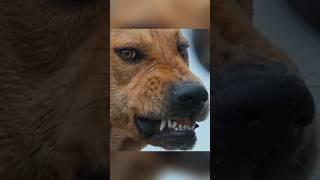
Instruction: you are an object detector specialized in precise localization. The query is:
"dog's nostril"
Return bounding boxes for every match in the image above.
[177,84,208,103]
[178,95,193,102]
[178,91,208,102]
[202,91,209,102]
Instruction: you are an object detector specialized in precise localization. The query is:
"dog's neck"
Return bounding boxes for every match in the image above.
[110,127,145,151]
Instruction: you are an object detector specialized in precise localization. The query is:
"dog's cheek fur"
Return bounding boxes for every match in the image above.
[110,55,135,126]
[127,61,201,118]
[128,75,169,119]
[110,56,146,150]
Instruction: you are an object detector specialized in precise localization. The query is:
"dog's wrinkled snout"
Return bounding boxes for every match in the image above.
[169,81,208,119]
[214,62,315,128]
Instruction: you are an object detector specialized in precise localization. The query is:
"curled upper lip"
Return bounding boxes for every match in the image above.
[159,119,199,132]
[135,116,199,138]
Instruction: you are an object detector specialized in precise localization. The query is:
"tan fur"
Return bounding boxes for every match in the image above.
[111,0,210,28]
[110,29,201,151]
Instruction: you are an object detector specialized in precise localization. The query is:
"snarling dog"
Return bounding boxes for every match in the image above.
[110,29,209,151]
[213,0,316,179]
[0,1,108,180]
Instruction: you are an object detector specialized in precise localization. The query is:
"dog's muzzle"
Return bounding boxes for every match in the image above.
[136,81,209,150]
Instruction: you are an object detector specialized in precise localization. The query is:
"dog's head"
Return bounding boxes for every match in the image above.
[213,0,316,178]
[110,29,209,150]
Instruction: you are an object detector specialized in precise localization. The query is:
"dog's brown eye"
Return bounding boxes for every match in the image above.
[115,48,145,63]
[120,49,136,60]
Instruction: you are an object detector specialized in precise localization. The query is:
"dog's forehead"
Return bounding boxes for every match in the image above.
[111,29,183,46]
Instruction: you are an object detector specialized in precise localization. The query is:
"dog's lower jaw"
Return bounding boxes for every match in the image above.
[110,127,146,151]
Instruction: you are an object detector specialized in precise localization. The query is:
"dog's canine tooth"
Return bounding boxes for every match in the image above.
[179,125,182,129]
[168,119,172,128]
[172,121,177,128]
[175,127,179,131]
[160,120,166,131]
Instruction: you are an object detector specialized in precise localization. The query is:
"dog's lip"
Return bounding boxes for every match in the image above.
[135,117,199,150]
[150,129,197,150]
[135,117,199,138]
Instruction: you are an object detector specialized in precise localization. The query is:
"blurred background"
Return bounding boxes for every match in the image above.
[142,29,210,151]
[253,0,320,178]
[254,0,320,113]
[110,152,210,180]
[111,0,210,29]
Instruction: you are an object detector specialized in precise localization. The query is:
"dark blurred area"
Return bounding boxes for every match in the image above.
[111,0,210,28]
[110,152,210,180]
[288,0,320,32]
[254,0,320,112]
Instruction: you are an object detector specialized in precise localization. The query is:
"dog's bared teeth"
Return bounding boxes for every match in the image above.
[168,119,172,128]
[160,120,166,131]
[172,121,177,128]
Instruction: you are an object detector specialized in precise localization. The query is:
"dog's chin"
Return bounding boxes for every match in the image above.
[135,117,199,150]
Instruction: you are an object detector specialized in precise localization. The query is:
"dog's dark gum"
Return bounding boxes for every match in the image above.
[136,118,160,138]
[136,117,198,149]
[151,129,197,150]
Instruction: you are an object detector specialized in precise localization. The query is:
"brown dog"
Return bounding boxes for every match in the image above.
[214,0,316,179]
[110,29,209,151]
[0,1,108,180]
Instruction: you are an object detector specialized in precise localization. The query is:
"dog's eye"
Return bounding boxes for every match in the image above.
[115,48,145,63]
[177,44,189,60]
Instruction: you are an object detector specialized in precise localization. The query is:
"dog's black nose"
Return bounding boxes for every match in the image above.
[169,81,208,118]
[214,62,315,128]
